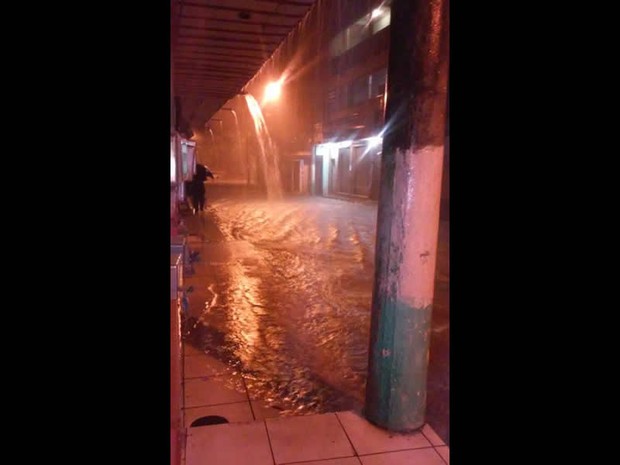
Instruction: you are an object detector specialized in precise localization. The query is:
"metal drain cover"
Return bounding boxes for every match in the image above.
[190,415,229,427]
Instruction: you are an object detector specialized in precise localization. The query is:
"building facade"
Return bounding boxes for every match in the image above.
[208,0,448,211]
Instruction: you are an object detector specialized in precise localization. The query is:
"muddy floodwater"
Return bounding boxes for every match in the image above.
[183,186,449,442]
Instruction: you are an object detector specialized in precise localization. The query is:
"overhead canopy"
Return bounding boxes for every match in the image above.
[171,0,317,129]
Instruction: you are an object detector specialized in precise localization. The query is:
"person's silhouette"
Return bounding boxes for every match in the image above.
[190,164,214,213]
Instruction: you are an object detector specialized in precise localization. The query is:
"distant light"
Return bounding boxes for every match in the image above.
[330,145,339,159]
[371,8,384,19]
[337,140,352,149]
[170,152,176,183]
[264,79,283,103]
[316,145,329,157]
[367,136,382,148]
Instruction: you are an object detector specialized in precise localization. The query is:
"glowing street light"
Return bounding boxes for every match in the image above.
[263,78,283,103]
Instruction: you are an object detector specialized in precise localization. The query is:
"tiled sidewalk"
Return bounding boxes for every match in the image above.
[178,201,449,464]
[182,344,449,465]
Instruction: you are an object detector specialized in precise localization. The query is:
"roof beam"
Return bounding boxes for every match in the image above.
[254,0,315,6]
[175,61,258,70]
[177,33,281,46]
[176,48,270,59]
[175,84,247,92]
[176,67,252,75]
[174,53,264,64]
[175,83,240,90]
[176,41,275,54]
[175,78,248,86]
[179,25,288,38]
[174,48,267,60]
[176,74,247,81]
[175,92,239,99]
[176,77,253,85]
[175,66,258,76]
[175,89,237,96]
[175,87,240,94]
[179,15,295,29]
[175,63,259,73]
[182,1,303,19]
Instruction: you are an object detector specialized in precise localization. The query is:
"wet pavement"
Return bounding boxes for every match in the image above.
[181,182,449,444]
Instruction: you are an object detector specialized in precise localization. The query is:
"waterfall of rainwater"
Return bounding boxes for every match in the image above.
[243,93,284,200]
[224,109,241,148]
[225,108,245,181]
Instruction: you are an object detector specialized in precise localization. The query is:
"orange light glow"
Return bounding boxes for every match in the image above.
[263,79,283,103]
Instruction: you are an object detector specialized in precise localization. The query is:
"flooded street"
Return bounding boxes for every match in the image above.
[183,184,449,441]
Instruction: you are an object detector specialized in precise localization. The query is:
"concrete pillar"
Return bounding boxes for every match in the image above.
[365,0,449,432]
[170,4,183,465]
[170,0,177,132]
[170,298,183,465]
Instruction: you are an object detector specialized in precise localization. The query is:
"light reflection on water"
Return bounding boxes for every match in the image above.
[187,196,378,415]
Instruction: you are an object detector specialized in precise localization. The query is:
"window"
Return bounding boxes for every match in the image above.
[337,85,348,110]
[326,88,337,115]
[329,5,391,57]
[350,75,370,106]
[371,68,387,98]
[346,20,370,51]
[329,32,347,57]
[372,8,391,34]
[330,57,339,75]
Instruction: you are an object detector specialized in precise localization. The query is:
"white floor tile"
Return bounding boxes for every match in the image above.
[184,354,234,379]
[422,424,446,446]
[359,448,445,465]
[286,458,362,465]
[183,344,204,356]
[251,400,282,420]
[184,375,248,408]
[266,413,355,464]
[435,446,449,464]
[186,421,273,465]
[336,411,431,455]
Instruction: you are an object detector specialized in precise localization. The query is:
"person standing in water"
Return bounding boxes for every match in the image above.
[190,163,214,214]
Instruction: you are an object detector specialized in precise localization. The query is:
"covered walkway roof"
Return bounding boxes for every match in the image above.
[171,0,317,128]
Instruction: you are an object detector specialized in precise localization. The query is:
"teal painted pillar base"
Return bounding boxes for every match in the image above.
[365,300,432,431]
